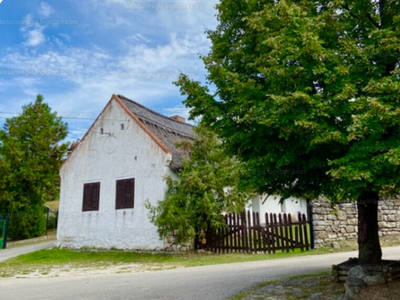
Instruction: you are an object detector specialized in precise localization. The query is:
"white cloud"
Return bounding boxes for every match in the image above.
[59,33,71,42]
[127,33,150,43]
[38,2,54,17]
[20,14,46,47]
[118,33,209,74]
[24,28,46,46]
[52,37,64,48]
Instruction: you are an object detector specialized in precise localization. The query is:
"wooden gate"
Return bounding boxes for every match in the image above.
[203,210,310,253]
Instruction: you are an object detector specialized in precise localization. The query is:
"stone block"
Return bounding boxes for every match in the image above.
[346,207,357,214]
[346,226,355,233]
[331,225,340,232]
[337,211,347,221]
[313,215,325,221]
[347,218,358,225]
[327,214,338,221]
[319,201,332,208]
[314,225,331,231]
[313,238,324,245]
[386,222,397,228]
[310,293,323,299]
[349,266,367,279]
[345,276,367,299]
[315,221,334,226]
[315,231,328,239]
[312,207,324,214]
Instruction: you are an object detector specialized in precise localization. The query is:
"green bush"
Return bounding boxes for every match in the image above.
[8,205,47,241]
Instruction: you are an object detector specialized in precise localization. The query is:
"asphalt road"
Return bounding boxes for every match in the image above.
[0,241,55,263]
[1,246,400,300]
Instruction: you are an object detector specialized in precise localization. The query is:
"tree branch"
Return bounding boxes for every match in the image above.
[365,13,380,29]
[341,3,359,21]
[342,2,380,29]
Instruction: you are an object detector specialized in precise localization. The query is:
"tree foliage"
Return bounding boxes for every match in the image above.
[176,0,400,263]
[146,125,253,244]
[0,95,68,240]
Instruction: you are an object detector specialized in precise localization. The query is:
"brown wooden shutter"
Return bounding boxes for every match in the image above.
[116,180,125,209]
[125,178,134,208]
[115,178,135,209]
[82,182,100,211]
[91,183,100,210]
[82,184,91,211]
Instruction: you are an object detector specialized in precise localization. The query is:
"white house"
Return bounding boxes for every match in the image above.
[57,94,194,250]
[57,94,308,250]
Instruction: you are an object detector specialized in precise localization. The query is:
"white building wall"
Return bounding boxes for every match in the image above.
[57,99,172,250]
[251,194,308,222]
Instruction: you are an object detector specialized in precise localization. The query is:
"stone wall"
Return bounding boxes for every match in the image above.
[312,197,400,248]
[163,232,193,252]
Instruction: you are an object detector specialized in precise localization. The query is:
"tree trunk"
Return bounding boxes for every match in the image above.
[194,227,200,250]
[357,191,382,265]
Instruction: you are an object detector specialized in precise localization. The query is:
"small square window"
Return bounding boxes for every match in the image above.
[100,128,104,134]
[121,124,124,130]
[116,178,135,209]
[82,182,100,211]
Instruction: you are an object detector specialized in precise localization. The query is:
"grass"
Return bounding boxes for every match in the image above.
[0,246,332,278]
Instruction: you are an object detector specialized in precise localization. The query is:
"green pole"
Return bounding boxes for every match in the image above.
[3,214,9,249]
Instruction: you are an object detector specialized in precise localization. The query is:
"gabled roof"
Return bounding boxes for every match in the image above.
[63,94,194,172]
[114,95,194,171]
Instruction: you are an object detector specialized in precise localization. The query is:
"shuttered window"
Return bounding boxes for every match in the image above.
[116,178,135,209]
[82,182,100,211]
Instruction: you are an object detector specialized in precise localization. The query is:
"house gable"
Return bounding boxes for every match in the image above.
[57,95,185,250]
[62,94,194,174]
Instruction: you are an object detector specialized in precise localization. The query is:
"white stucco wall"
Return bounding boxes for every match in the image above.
[251,194,308,222]
[57,99,173,250]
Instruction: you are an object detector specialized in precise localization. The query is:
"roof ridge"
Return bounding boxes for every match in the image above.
[117,94,193,128]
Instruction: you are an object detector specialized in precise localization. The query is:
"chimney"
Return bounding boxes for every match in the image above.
[170,115,185,123]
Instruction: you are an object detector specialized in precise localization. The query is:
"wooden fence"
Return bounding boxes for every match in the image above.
[203,210,310,254]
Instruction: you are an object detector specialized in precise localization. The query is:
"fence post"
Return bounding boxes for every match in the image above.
[307,200,314,249]
[46,207,50,236]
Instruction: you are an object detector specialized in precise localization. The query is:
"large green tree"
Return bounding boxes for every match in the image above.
[146,125,253,247]
[0,95,68,240]
[176,0,400,264]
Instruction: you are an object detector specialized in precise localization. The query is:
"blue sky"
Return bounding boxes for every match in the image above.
[0,0,218,141]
